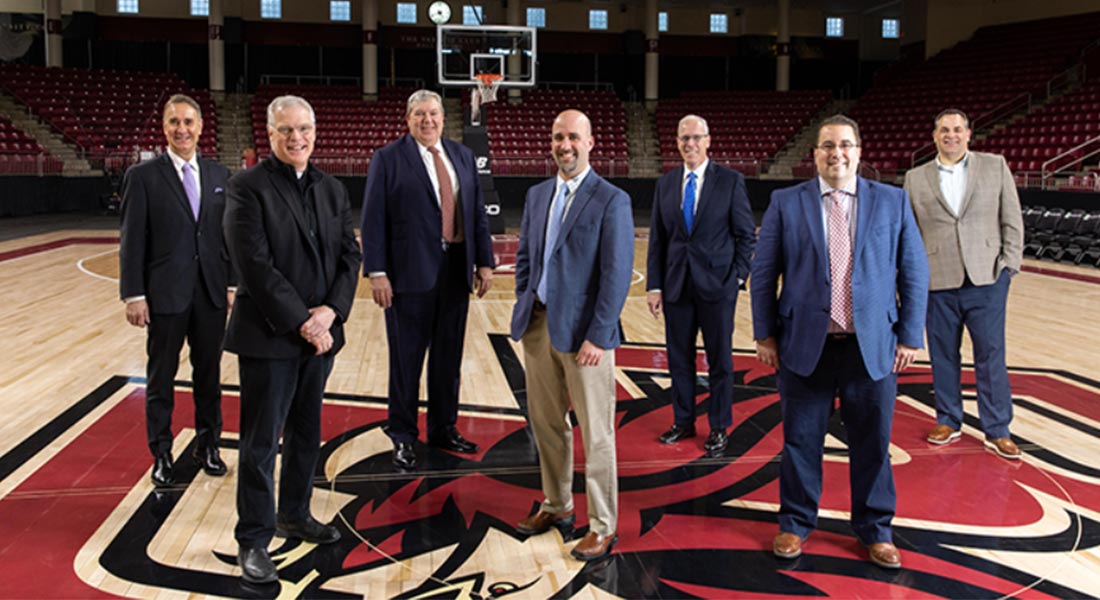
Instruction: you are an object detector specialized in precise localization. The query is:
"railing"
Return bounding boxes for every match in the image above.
[1047,63,1084,98]
[1040,134,1100,189]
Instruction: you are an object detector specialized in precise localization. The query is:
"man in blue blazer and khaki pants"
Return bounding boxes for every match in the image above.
[510,109,634,562]
[751,115,929,569]
[646,114,755,456]
[362,90,495,470]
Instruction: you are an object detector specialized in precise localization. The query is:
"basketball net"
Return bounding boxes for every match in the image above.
[474,73,502,104]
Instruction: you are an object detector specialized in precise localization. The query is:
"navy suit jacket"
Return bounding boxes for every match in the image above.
[510,171,634,353]
[646,162,755,303]
[119,153,232,313]
[361,134,494,291]
[750,177,929,381]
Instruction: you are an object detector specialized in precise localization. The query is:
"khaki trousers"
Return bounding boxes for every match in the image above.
[521,307,618,536]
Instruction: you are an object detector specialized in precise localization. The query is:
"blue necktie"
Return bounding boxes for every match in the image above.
[537,184,569,304]
[682,171,696,234]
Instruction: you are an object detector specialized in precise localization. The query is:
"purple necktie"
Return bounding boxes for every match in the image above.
[182,162,200,220]
[827,190,853,331]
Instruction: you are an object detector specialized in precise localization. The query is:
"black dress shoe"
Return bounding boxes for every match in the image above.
[428,427,479,453]
[238,546,277,583]
[704,429,728,455]
[276,515,341,544]
[151,453,174,487]
[193,445,227,476]
[658,424,696,444]
[393,442,417,470]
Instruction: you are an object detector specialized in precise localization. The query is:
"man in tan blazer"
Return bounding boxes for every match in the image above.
[903,109,1024,459]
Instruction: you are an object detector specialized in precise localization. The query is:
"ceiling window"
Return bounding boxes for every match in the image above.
[589,9,608,31]
[826,17,844,37]
[526,7,545,28]
[882,18,900,39]
[462,5,484,25]
[260,0,281,19]
[658,12,668,33]
[117,0,138,14]
[190,0,208,17]
[397,3,417,24]
[709,14,727,34]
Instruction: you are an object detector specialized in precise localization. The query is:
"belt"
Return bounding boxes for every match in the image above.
[442,240,465,252]
[827,332,853,340]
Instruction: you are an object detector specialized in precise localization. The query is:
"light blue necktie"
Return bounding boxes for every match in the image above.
[682,171,696,234]
[182,162,200,221]
[537,183,569,304]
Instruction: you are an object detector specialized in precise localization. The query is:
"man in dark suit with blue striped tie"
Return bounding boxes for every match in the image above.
[646,115,755,456]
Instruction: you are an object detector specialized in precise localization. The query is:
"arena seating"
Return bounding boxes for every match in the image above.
[0,115,62,175]
[1022,207,1100,266]
[250,84,410,175]
[848,12,1100,172]
[0,64,218,166]
[974,79,1100,175]
[655,90,831,175]
[476,88,629,177]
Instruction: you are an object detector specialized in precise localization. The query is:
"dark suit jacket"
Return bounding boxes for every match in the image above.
[361,134,494,291]
[750,177,929,381]
[119,153,232,313]
[510,171,634,353]
[223,158,361,359]
[646,161,756,303]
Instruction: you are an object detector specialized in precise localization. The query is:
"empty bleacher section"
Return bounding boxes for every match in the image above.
[848,12,1100,174]
[0,64,217,171]
[0,115,61,175]
[655,90,831,177]
[974,78,1100,183]
[482,88,628,177]
[1022,206,1100,267]
[250,84,410,176]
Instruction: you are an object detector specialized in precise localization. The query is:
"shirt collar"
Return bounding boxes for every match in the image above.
[936,152,969,172]
[818,176,857,198]
[557,166,591,195]
[416,138,445,157]
[268,152,316,183]
[166,148,198,173]
[684,159,708,181]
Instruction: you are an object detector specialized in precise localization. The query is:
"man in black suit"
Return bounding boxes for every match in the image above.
[119,93,232,487]
[361,89,495,470]
[223,95,361,584]
[646,114,755,456]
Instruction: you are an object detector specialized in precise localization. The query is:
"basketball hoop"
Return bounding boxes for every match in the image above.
[474,73,503,104]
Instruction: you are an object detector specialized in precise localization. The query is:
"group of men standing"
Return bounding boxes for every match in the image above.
[119,88,1023,581]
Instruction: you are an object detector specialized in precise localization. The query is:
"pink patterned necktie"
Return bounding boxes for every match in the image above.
[827,190,853,331]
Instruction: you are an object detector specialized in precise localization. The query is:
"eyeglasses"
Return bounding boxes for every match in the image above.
[817,141,859,152]
[678,134,709,143]
[273,124,315,137]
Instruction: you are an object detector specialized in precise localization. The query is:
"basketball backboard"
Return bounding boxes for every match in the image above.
[437,24,537,88]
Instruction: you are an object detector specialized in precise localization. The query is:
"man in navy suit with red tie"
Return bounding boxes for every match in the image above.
[362,90,496,470]
[751,115,929,569]
[646,115,755,456]
[119,94,232,488]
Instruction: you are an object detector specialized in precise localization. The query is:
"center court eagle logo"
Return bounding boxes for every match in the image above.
[5,338,1099,598]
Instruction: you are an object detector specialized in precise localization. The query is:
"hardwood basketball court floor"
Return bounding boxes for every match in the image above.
[0,224,1098,598]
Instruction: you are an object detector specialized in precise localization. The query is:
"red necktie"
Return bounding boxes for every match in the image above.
[828,191,853,331]
[428,146,456,242]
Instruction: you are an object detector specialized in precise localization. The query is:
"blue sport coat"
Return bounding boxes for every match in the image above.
[750,177,929,381]
[510,171,634,352]
[361,134,494,292]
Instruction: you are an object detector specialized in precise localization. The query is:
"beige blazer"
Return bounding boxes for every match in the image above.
[904,151,1024,291]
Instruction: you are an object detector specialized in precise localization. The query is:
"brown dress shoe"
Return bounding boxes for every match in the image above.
[516,509,575,535]
[985,437,1021,459]
[927,424,961,445]
[570,531,618,561]
[772,532,802,559]
[866,542,901,569]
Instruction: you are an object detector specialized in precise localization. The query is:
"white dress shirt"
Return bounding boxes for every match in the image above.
[936,152,969,217]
